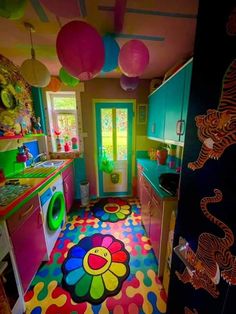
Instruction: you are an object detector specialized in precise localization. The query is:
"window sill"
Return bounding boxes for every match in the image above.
[49,151,81,159]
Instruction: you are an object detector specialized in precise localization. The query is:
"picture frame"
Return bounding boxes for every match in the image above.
[137,104,147,124]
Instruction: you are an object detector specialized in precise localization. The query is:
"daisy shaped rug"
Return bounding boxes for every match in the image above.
[92,197,132,222]
[61,233,130,304]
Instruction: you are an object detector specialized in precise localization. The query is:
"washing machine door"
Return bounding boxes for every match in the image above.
[47,191,65,231]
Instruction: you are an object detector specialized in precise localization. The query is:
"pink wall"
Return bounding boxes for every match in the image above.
[81,78,150,197]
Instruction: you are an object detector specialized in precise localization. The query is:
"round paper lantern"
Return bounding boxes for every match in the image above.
[120,74,139,91]
[118,40,149,77]
[20,59,51,87]
[46,76,62,92]
[59,68,80,87]
[102,35,120,72]
[0,0,27,20]
[39,0,80,18]
[56,21,105,81]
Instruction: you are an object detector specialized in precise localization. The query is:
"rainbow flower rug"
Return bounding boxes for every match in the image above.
[91,197,132,222]
[24,198,167,314]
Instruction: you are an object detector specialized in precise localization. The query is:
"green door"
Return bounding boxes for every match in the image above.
[95,101,133,197]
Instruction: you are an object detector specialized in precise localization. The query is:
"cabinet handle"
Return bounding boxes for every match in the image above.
[38,211,43,227]
[151,122,156,134]
[20,204,34,218]
[176,119,185,136]
[65,182,68,193]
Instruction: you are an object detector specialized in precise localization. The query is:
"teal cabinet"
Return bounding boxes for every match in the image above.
[147,85,165,140]
[147,60,192,143]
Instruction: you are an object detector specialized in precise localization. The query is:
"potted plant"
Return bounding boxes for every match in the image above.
[156,142,169,165]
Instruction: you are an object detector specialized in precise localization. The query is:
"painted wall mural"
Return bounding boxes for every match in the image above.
[174,189,235,298]
[188,59,236,171]
[0,54,35,136]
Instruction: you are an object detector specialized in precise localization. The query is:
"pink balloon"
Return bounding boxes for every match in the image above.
[119,40,149,77]
[40,0,80,18]
[120,74,139,91]
[56,21,105,81]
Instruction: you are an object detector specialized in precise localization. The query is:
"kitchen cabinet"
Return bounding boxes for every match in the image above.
[147,59,192,144]
[7,194,47,293]
[139,172,177,278]
[0,221,25,314]
[62,164,75,213]
[147,84,165,140]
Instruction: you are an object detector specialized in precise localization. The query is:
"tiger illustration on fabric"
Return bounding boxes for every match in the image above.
[188,59,236,171]
[175,189,235,298]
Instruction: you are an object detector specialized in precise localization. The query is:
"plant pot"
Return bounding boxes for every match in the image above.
[156,149,168,165]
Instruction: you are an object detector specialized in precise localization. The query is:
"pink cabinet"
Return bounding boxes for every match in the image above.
[7,195,47,293]
[140,176,151,236]
[62,164,75,213]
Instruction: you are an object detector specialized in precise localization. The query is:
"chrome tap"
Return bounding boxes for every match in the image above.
[30,152,47,167]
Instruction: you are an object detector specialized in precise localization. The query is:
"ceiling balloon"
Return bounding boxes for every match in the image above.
[59,68,80,87]
[0,0,27,20]
[118,39,149,77]
[102,35,120,73]
[120,74,139,91]
[56,21,105,81]
[46,76,62,92]
[39,0,80,18]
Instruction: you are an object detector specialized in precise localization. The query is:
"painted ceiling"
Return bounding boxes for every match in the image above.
[0,0,199,80]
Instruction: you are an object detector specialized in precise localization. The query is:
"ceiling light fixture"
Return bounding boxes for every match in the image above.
[20,22,51,88]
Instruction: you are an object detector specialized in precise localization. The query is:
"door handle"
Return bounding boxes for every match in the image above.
[176,120,185,136]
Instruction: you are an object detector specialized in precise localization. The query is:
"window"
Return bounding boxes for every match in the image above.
[45,91,82,152]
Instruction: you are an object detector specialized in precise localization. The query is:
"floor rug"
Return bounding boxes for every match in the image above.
[91,197,132,222]
[24,198,167,314]
[61,233,130,304]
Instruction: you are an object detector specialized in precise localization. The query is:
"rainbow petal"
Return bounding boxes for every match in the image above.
[90,275,104,300]
[102,270,119,291]
[110,262,127,277]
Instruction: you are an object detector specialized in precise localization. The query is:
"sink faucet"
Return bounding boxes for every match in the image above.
[30,152,47,167]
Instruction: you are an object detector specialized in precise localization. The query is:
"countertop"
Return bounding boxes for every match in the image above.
[0,159,73,219]
[137,158,179,199]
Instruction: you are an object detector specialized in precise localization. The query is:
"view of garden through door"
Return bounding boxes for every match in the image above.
[95,101,134,197]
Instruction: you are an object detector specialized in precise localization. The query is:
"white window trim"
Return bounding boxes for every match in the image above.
[45,89,84,153]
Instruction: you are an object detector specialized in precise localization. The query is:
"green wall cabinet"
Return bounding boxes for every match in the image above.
[147,59,192,144]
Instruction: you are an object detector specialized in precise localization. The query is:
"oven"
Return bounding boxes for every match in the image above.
[0,221,25,314]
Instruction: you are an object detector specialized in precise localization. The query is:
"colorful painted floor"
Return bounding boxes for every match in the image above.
[24,198,167,314]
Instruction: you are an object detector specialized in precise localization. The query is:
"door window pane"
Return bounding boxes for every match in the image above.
[116,109,127,160]
[101,109,113,160]
[53,97,76,110]
[56,113,77,141]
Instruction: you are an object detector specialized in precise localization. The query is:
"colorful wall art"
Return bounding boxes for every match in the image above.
[0,54,35,136]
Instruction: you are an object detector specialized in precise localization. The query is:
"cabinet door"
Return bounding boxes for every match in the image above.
[10,207,46,292]
[164,68,185,142]
[140,177,151,236]
[137,164,143,199]
[63,165,75,213]
[147,86,165,140]
[179,61,193,143]
[149,192,163,260]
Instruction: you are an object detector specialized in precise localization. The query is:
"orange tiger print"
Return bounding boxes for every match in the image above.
[175,189,235,298]
[184,307,198,314]
[188,59,236,171]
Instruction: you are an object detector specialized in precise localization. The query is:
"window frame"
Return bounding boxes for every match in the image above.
[45,91,82,153]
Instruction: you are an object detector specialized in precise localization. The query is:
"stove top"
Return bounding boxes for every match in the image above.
[0,184,32,207]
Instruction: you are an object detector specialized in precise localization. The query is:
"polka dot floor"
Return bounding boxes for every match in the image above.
[24,198,167,314]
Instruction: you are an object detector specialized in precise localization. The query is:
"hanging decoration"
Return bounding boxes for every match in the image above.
[0,0,27,20]
[20,22,51,88]
[46,76,62,92]
[120,74,139,91]
[114,0,127,33]
[59,68,80,87]
[39,0,81,18]
[118,39,149,77]
[56,21,105,81]
[102,34,120,73]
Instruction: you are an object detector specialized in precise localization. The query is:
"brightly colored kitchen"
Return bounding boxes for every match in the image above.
[0,1,235,314]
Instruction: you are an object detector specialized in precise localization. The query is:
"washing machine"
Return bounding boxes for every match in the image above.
[39,175,65,260]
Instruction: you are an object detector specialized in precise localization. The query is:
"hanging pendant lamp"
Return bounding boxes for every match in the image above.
[20,22,51,87]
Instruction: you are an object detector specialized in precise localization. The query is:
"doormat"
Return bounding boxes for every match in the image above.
[91,197,132,222]
[61,233,130,304]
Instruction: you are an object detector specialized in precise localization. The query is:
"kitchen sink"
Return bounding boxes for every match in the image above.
[34,160,65,168]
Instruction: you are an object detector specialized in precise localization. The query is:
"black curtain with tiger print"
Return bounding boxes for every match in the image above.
[167,1,236,313]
